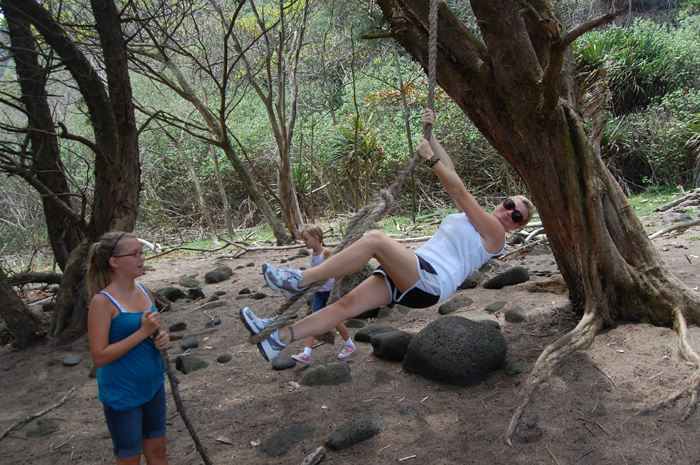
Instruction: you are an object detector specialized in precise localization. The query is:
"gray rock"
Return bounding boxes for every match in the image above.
[178,275,201,288]
[187,288,205,300]
[355,325,399,343]
[199,300,224,310]
[251,292,268,300]
[204,270,229,284]
[88,365,98,378]
[459,271,488,289]
[169,322,187,332]
[403,316,507,387]
[300,363,352,386]
[399,405,419,418]
[482,266,530,289]
[451,310,500,329]
[507,234,523,245]
[156,287,186,302]
[504,306,527,323]
[503,356,529,376]
[213,317,221,325]
[438,295,474,315]
[528,246,551,256]
[260,425,314,455]
[180,336,199,350]
[63,355,81,366]
[297,249,309,256]
[271,353,296,370]
[327,411,389,451]
[340,265,374,297]
[395,305,411,315]
[238,288,252,295]
[371,331,413,361]
[206,294,220,302]
[526,412,539,429]
[376,306,393,319]
[26,419,59,438]
[214,291,227,296]
[205,321,215,328]
[214,265,234,276]
[217,354,232,363]
[344,318,366,328]
[175,355,209,374]
[484,301,508,313]
[661,211,692,223]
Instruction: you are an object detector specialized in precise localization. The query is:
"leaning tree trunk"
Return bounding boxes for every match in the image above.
[0,266,42,349]
[377,0,700,441]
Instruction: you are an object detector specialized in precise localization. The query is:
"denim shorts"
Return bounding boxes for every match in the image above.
[373,253,441,308]
[102,384,167,458]
[312,290,331,313]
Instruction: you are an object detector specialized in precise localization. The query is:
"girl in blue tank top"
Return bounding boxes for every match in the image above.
[87,231,170,464]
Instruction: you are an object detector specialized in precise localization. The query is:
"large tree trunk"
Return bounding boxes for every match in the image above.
[4,7,82,271]
[0,266,42,349]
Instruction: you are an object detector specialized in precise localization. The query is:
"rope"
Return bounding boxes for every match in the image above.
[249,0,439,345]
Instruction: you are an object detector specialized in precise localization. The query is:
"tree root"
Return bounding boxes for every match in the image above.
[505,311,604,446]
[645,308,700,421]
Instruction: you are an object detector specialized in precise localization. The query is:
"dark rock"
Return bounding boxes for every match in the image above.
[169,322,187,332]
[526,413,539,429]
[187,288,205,300]
[217,354,232,363]
[63,355,81,366]
[143,265,153,272]
[271,354,296,370]
[180,336,199,350]
[26,419,59,438]
[251,292,267,300]
[355,325,399,343]
[205,321,215,328]
[484,301,508,313]
[459,271,488,289]
[507,234,523,245]
[376,306,393,319]
[175,355,209,374]
[503,356,529,376]
[215,265,234,276]
[373,371,395,385]
[528,246,551,256]
[356,307,379,319]
[438,295,474,315]
[238,288,252,295]
[206,294,220,302]
[403,316,507,387]
[340,264,375,296]
[204,270,229,284]
[344,319,366,329]
[300,363,352,386]
[297,248,309,256]
[156,287,186,302]
[88,365,98,378]
[235,265,245,270]
[371,331,413,361]
[504,306,527,323]
[214,291,227,296]
[326,411,389,451]
[170,334,183,341]
[260,425,314,455]
[213,317,221,325]
[235,295,247,300]
[482,266,530,289]
[41,302,55,313]
[178,275,201,288]
[244,262,254,267]
[399,405,419,418]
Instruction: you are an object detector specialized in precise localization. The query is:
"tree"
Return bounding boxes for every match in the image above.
[1,0,141,339]
[376,0,700,442]
[0,266,43,348]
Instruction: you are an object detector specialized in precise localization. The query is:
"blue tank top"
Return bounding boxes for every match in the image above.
[96,283,165,411]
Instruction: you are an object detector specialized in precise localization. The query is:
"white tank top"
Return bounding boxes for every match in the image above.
[310,250,334,292]
[415,213,505,302]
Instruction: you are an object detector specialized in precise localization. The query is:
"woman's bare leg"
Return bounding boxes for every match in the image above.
[299,230,419,290]
[278,275,391,344]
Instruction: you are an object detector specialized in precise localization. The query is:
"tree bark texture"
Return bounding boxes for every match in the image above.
[3,6,82,271]
[3,0,141,338]
[376,0,700,327]
[0,266,41,349]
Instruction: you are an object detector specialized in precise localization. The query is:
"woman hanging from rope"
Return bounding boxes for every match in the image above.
[241,110,534,361]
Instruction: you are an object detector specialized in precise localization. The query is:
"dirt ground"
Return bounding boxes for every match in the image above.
[3,217,700,465]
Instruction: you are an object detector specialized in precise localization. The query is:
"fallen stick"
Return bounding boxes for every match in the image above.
[0,386,75,441]
[648,219,700,240]
[300,446,326,465]
[160,350,212,465]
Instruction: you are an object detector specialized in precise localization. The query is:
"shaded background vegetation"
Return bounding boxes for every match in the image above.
[1,0,699,270]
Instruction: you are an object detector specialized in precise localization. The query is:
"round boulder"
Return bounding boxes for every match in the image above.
[402,316,507,387]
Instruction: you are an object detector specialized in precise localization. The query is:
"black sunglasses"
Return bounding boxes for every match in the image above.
[503,198,525,224]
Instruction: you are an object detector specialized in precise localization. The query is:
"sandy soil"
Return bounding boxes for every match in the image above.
[2,218,700,465]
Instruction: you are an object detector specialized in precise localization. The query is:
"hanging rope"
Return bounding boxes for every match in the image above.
[249,0,439,345]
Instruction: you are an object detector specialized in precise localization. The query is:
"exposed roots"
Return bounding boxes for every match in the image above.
[646,307,700,421]
[505,311,604,446]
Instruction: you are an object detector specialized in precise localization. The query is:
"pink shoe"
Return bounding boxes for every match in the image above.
[338,344,356,359]
[292,353,311,364]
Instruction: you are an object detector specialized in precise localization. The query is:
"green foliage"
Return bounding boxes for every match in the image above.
[628,185,687,217]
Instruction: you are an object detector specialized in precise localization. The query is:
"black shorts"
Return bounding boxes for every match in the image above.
[373,254,441,309]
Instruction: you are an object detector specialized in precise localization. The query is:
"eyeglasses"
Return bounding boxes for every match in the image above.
[113,251,145,259]
[503,198,525,224]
